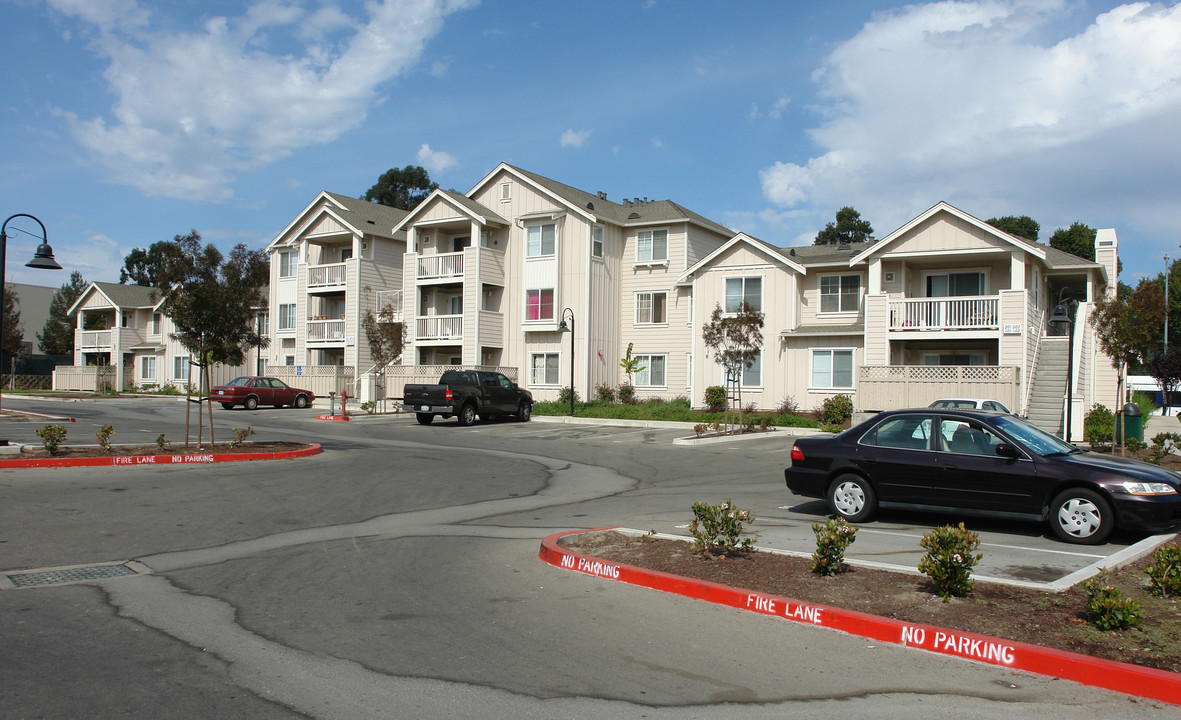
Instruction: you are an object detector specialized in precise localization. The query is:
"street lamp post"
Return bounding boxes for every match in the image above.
[0,214,63,438]
[1166,255,1171,352]
[556,307,575,416]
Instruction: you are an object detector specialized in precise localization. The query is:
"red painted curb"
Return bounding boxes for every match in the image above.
[0,443,321,469]
[316,415,350,421]
[539,528,1181,706]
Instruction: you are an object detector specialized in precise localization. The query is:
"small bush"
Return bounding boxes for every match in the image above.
[811,517,857,576]
[557,386,581,406]
[776,395,800,415]
[360,400,376,414]
[96,424,115,452]
[155,434,170,451]
[689,499,755,558]
[229,427,254,449]
[917,523,983,601]
[819,394,854,426]
[694,423,707,438]
[1084,404,1114,451]
[595,383,616,403]
[1124,436,1147,452]
[1149,432,1181,464]
[34,424,67,455]
[1132,390,1159,420]
[1083,573,1142,630]
[156,384,182,396]
[1145,543,1181,598]
[617,383,636,404]
[704,385,726,412]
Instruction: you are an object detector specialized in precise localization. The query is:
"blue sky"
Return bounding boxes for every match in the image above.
[3,0,1180,291]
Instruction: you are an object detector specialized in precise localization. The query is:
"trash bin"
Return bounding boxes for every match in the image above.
[1115,402,1143,443]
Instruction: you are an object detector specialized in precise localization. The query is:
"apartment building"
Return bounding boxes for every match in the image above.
[264,167,1118,437]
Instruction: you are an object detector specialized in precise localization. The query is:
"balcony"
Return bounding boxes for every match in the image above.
[376,290,403,323]
[417,252,464,281]
[77,330,114,350]
[306,318,346,343]
[888,296,999,332]
[307,262,348,289]
[416,314,463,341]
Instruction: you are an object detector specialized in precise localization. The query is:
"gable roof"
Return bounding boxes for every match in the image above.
[468,163,733,237]
[773,241,875,267]
[67,281,161,317]
[850,201,1047,266]
[267,191,409,250]
[677,232,806,285]
[391,189,509,233]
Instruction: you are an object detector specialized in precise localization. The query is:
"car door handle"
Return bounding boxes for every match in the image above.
[942,464,959,472]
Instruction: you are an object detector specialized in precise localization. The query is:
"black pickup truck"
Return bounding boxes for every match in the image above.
[402,370,533,426]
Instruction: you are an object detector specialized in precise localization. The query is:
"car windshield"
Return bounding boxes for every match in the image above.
[991,415,1077,457]
[226,377,253,387]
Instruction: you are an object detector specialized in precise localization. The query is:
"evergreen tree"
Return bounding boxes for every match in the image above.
[38,270,87,355]
[985,215,1040,242]
[814,206,874,245]
[2,287,21,355]
[1049,222,1097,262]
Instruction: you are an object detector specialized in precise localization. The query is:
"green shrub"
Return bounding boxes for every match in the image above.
[1084,404,1114,451]
[155,434,170,451]
[229,427,254,449]
[1083,573,1141,630]
[703,385,726,412]
[360,400,376,414]
[689,499,755,558]
[1124,436,1147,452]
[819,394,853,426]
[776,395,800,414]
[96,425,115,452]
[917,523,983,601]
[557,386,580,406]
[811,517,857,576]
[1145,543,1181,598]
[617,383,636,404]
[1132,390,1158,420]
[34,424,67,455]
[1149,432,1181,464]
[595,383,616,403]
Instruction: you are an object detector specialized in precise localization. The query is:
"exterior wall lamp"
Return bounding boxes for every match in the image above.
[557,307,575,416]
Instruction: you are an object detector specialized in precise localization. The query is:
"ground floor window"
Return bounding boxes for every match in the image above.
[531,352,560,385]
[173,356,190,382]
[812,349,854,389]
[741,351,761,388]
[140,355,156,381]
[634,355,666,387]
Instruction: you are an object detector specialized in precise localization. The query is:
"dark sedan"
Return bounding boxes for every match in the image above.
[212,376,315,411]
[785,408,1180,544]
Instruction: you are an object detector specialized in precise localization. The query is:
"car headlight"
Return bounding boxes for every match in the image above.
[1121,481,1178,495]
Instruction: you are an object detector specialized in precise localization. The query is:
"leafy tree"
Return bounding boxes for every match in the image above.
[1145,346,1181,414]
[38,270,87,355]
[986,215,1040,242]
[362,165,438,211]
[1049,222,1097,262]
[619,342,646,385]
[360,297,405,413]
[1092,282,1165,439]
[702,303,764,431]
[120,240,186,287]
[814,206,874,246]
[156,230,269,447]
[2,287,22,355]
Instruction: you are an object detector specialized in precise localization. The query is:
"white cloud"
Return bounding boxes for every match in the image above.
[430,59,450,77]
[560,128,591,148]
[416,143,458,174]
[49,0,478,201]
[759,1,1181,242]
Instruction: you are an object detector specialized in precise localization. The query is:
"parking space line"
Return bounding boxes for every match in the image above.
[857,527,1107,558]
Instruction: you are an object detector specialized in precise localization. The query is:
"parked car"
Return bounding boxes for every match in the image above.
[212,376,315,411]
[929,398,1014,414]
[784,408,1180,544]
[402,370,532,426]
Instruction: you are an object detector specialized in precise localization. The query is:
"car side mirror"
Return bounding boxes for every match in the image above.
[996,444,1019,459]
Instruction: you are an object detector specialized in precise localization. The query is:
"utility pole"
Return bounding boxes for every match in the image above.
[1166,254,1171,352]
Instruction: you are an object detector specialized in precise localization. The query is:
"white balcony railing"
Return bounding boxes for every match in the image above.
[77,330,114,349]
[376,290,403,322]
[307,262,347,288]
[306,319,346,342]
[417,252,464,280]
[416,314,463,341]
[888,296,999,331]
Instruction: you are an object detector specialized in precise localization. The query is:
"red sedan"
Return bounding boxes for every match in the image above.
[212,376,315,410]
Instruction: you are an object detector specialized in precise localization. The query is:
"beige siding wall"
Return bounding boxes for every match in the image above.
[798,269,867,327]
[889,215,1007,254]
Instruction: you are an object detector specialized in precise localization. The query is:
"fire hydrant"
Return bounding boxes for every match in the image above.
[340,390,348,417]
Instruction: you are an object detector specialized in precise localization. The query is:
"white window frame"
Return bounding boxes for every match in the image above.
[636,228,668,264]
[811,348,855,390]
[278,303,296,331]
[530,352,560,386]
[634,354,667,388]
[922,269,989,298]
[140,355,156,382]
[634,291,667,325]
[819,274,861,314]
[740,351,762,389]
[151,313,162,335]
[500,182,512,203]
[592,225,604,259]
[724,276,762,312]
[256,312,269,336]
[524,288,555,322]
[526,222,556,258]
[173,356,190,382]
[278,249,298,278]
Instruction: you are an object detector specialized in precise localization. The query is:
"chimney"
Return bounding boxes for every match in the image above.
[597,191,607,200]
